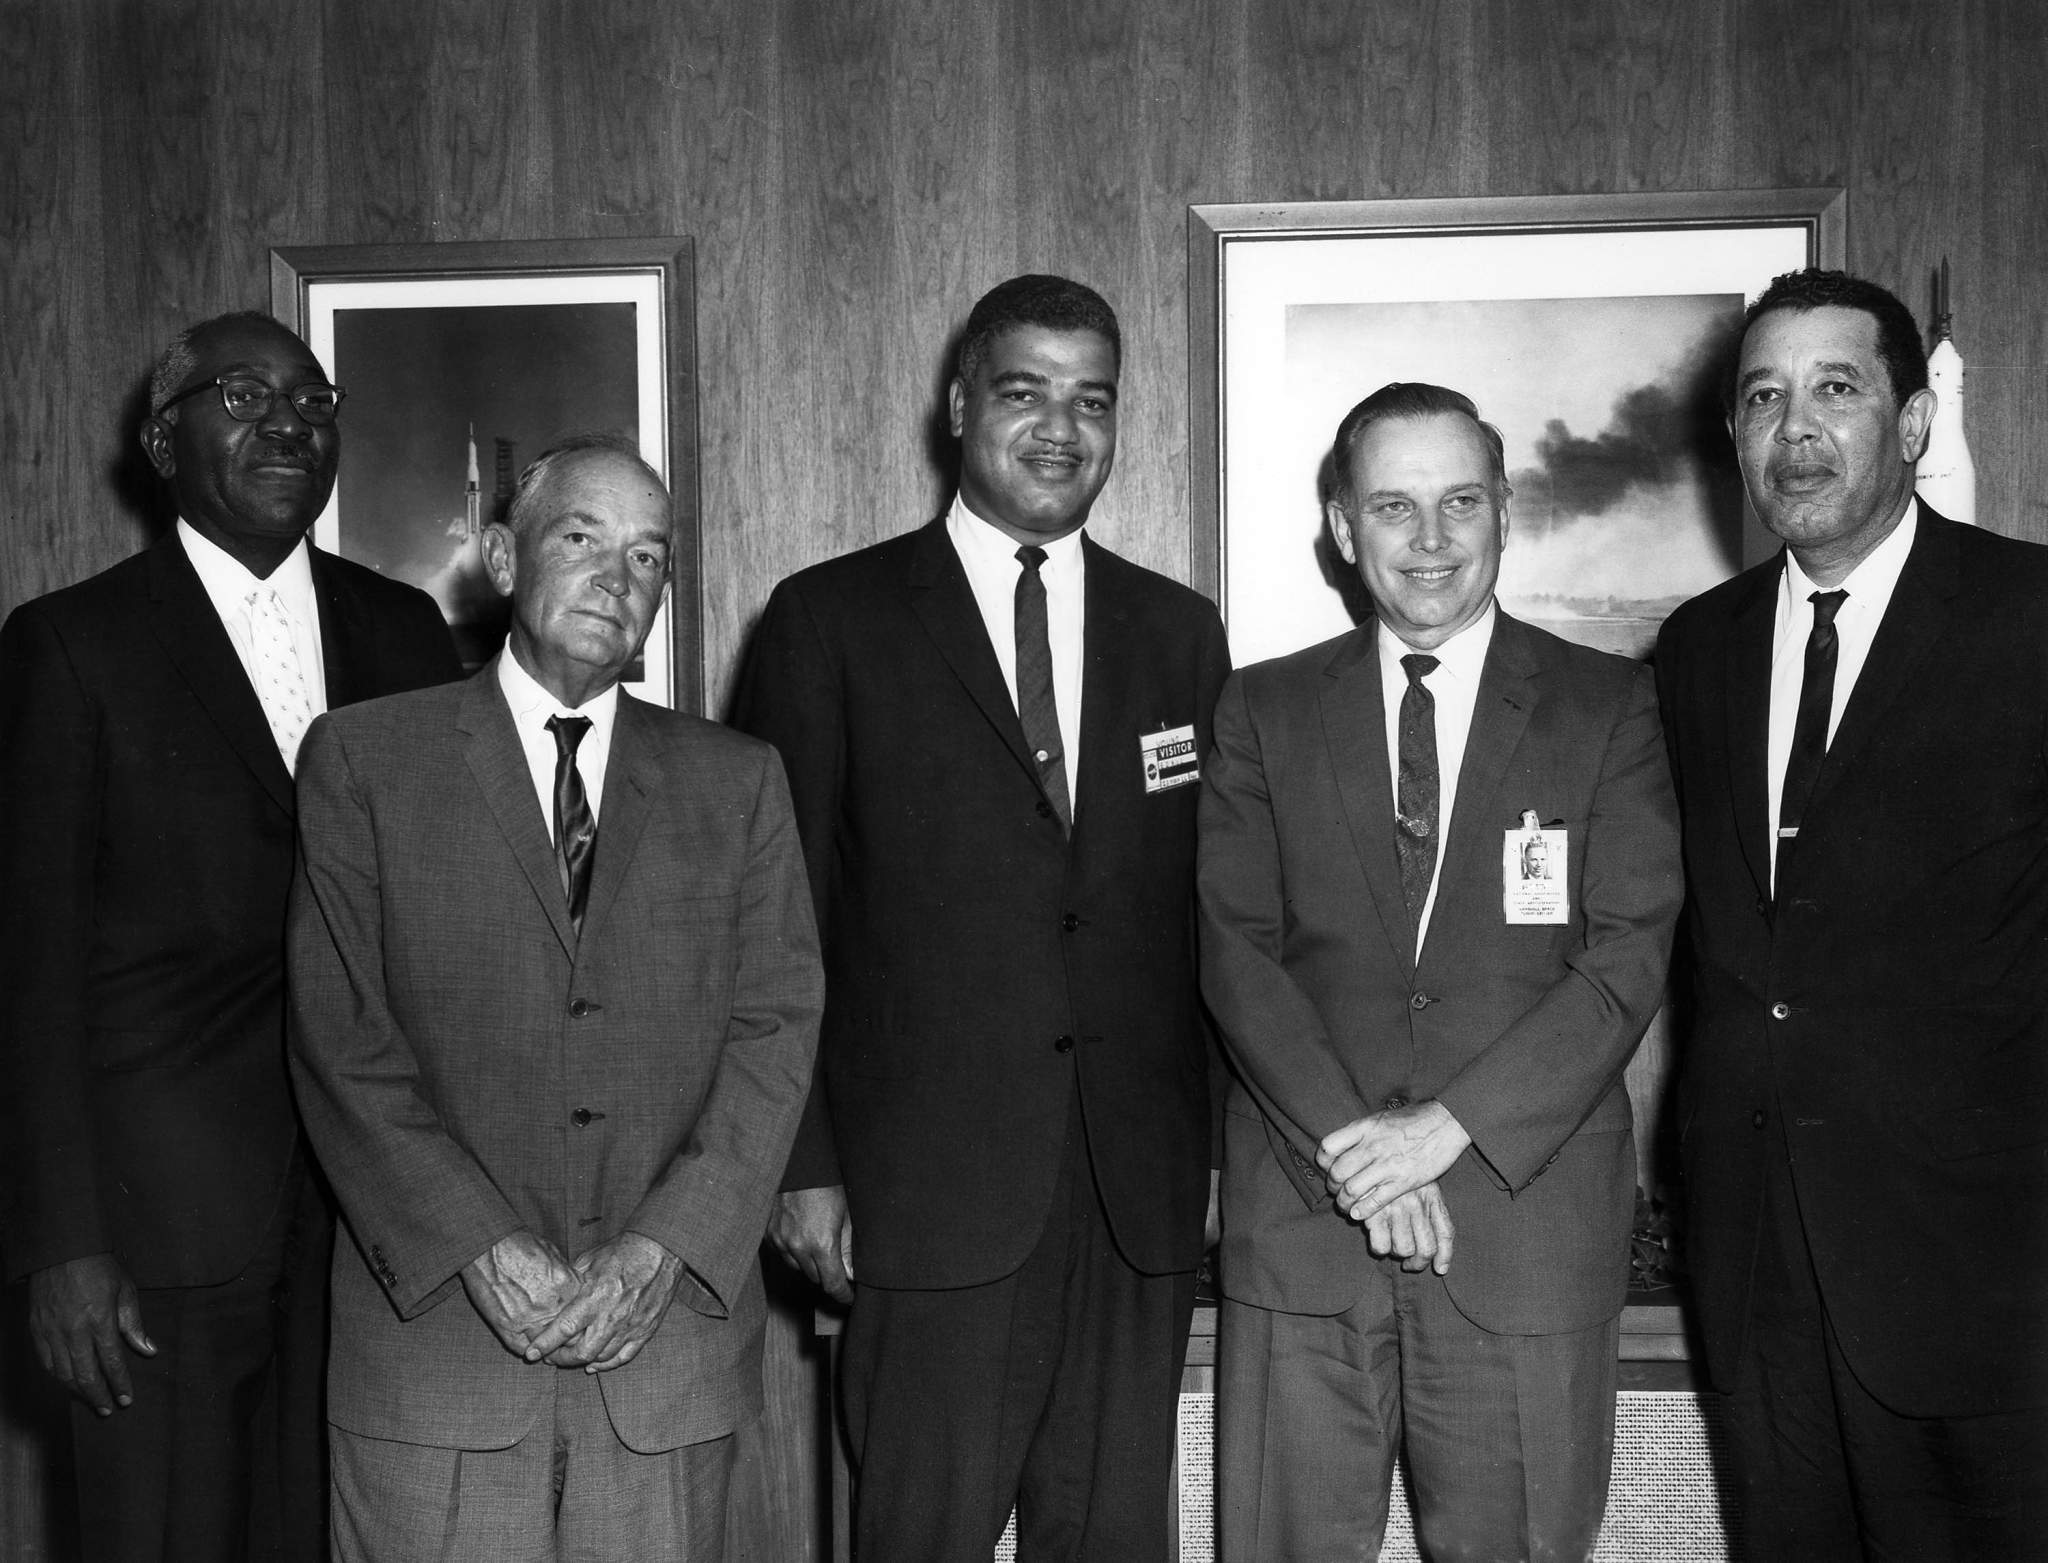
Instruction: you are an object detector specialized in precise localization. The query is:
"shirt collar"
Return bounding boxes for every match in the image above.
[1781,497,1919,611]
[1375,600,1497,686]
[496,644,622,730]
[178,518,317,620]
[947,494,1085,576]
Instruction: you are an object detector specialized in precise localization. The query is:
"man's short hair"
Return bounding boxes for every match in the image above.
[503,433,669,536]
[148,310,291,416]
[1327,382,1510,511]
[1739,268,1929,407]
[954,275,1121,389]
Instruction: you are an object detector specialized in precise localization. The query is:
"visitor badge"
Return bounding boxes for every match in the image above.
[1140,723,1199,794]
[1504,808,1569,924]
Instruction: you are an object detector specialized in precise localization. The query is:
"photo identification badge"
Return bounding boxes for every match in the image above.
[1503,808,1569,924]
[1140,723,1199,794]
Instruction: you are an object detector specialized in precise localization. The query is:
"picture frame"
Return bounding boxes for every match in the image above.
[1188,190,1844,669]
[271,237,701,711]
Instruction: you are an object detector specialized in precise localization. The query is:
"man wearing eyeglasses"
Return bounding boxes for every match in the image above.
[0,309,458,1562]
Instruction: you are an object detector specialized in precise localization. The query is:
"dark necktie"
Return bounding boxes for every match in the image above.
[1014,545,1072,830]
[546,714,596,934]
[1777,588,1848,877]
[1395,653,1441,932]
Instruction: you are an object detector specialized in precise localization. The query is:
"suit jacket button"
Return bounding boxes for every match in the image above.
[1770,1001,1790,1020]
[1752,1109,1767,1129]
[571,1107,594,1127]
[569,998,595,1018]
[1054,1034,1075,1054]
[1383,1095,1409,1110]
[1061,913,1080,932]
[1410,992,1432,1011]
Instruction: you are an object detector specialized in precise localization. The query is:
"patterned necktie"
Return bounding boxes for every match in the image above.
[1014,545,1072,831]
[1395,653,1441,932]
[546,715,596,934]
[246,588,315,774]
[1777,588,1848,875]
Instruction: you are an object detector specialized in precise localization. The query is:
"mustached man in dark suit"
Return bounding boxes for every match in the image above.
[0,311,459,1560]
[1199,382,1681,1561]
[1656,269,2048,1560]
[734,275,1231,1560]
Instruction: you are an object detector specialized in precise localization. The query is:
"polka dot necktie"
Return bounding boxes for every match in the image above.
[247,588,315,774]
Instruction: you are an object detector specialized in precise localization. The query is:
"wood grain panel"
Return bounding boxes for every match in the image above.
[5,5,2046,1558]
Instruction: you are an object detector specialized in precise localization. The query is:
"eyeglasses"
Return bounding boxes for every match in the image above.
[156,377,347,426]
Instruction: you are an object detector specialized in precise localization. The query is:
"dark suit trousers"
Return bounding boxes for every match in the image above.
[1718,1132,2048,1562]
[71,1148,329,1563]
[840,1090,1196,1562]
[1219,1264,1617,1563]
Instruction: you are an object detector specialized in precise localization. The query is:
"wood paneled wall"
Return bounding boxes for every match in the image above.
[3,1,2042,1557]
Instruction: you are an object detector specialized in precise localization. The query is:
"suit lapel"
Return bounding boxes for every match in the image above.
[145,532,295,817]
[907,518,1044,793]
[1071,537,1137,852]
[1722,564,1778,904]
[1423,615,1540,965]
[1797,516,1958,833]
[580,694,656,948]
[1318,628,1416,976]
[459,664,578,959]
[311,547,366,710]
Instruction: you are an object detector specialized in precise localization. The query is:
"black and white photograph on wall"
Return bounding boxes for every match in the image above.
[1189,190,1842,668]
[273,238,701,709]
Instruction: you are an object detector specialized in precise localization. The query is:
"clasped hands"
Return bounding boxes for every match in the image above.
[1316,1100,1472,1275]
[461,1228,682,1372]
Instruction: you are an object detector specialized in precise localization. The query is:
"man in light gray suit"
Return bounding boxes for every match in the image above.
[287,435,822,1559]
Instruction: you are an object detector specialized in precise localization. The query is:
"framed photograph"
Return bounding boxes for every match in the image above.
[1189,190,1844,668]
[272,238,700,711]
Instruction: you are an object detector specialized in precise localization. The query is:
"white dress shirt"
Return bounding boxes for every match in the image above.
[498,649,618,840]
[178,519,327,737]
[1766,500,1919,888]
[946,497,1087,802]
[1378,603,1498,955]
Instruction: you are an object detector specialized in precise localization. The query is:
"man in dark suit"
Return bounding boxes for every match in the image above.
[733,274,1231,1560]
[286,436,821,1559]
[1199,382,1682,1561]
[0,310,458,1561]
[1656,268,2048,1559]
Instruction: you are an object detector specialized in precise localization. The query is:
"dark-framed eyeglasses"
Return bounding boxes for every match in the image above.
[156,377,347,426]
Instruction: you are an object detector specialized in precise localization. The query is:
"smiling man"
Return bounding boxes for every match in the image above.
[1656,269,2048,1560]
[734,275,1230,1560]
[1198,381,1681,1561]
[285,435,821,1560]
[0,311,458,1561]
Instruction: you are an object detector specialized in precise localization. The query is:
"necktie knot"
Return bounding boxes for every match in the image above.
[1016,544,1048,573]
[547,713,592,758]
[1809,588,1847,631]
[1401,653,1439,688]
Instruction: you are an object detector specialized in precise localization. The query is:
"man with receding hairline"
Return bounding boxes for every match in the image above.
[0,309,458,1561]
[1200,381,1681,1561]
[287,435,820,1559]
[1658,268,2048,1559]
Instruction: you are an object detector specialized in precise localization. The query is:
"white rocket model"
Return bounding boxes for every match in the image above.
[1916,259,1976,526]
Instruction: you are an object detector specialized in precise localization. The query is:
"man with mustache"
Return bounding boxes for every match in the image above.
[1199,381,1681,1561]
[0,311,458,1560]
[1657,268,2048,1559]
[735,275,1230,1560]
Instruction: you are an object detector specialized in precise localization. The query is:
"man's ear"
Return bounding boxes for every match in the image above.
[1898,386,1938,465]
[140,415,175,479]
[947,378,966,439]
[481,523,517,599]
[1325,500,1358,567]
